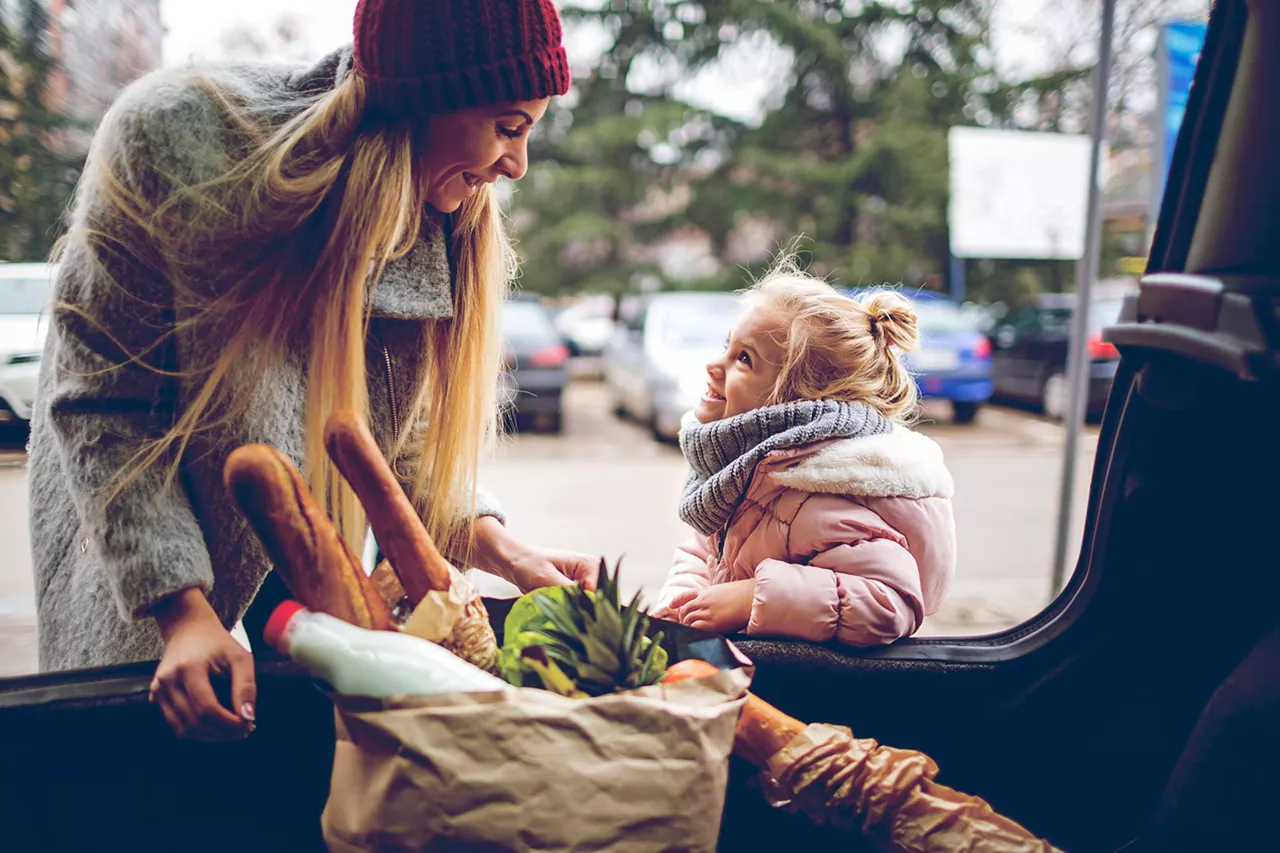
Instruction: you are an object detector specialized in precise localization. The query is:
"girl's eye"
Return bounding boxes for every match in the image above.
[498,126,525,140]
[736,350,752,367]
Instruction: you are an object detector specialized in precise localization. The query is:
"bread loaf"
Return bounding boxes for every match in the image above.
[225,444,393,631]
[323,410,455,605]
[663,659,807,767]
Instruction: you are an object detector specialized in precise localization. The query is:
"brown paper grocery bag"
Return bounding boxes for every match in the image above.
[321,668,750,853]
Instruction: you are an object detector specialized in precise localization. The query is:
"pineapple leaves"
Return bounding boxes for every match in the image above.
[497,558,669,697]
[521,647,588,699]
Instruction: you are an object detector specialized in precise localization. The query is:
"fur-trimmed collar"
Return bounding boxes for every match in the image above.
[770,426,954,499]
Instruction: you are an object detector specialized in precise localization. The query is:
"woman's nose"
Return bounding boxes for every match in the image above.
[498,140,529,182]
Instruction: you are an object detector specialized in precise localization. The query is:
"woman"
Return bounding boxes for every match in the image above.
[28,0,595,741]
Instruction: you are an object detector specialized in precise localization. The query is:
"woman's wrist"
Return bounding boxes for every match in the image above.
[152,587,218,643]
[469,516,520,580]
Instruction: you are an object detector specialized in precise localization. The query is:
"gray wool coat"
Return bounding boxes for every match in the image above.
[28,48,502,672]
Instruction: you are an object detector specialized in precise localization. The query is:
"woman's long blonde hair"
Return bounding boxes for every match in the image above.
[67,69,512,558]
[747,254,921,423]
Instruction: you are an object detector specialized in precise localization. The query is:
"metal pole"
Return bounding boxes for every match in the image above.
[950,253,966,303]
[1051,0,1117,596]
[1150,25,1170,250]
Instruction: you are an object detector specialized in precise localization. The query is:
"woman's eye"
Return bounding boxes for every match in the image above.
[498,126,525,140]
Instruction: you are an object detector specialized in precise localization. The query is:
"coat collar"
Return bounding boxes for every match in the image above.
[767,426,955,499]
[287,47,455,321]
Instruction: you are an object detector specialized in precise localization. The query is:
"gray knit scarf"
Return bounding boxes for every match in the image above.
[677,400,891,536]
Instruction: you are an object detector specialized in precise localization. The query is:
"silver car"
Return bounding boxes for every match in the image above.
[603,291,743,441]
[0,263,56,425]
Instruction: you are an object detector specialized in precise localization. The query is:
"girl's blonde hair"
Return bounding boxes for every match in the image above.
[64,69,512,559]
[746,255,920,423]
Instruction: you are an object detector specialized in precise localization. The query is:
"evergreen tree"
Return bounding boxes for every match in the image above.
[0,0,84,261]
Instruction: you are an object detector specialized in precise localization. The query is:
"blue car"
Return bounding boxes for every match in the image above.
[843,289,993,424]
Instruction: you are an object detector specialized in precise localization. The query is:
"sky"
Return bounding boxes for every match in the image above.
[159,1,1203,125]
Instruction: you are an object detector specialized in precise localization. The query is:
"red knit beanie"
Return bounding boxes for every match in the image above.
[353,0,572,117]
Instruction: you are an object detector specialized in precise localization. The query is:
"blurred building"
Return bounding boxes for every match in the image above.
[1101,147,1155,276]
[41,0,164,144]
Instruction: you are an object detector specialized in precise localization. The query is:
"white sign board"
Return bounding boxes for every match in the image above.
[948,127,1093,260]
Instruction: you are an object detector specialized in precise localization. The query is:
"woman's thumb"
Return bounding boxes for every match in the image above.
[230,651,257,726]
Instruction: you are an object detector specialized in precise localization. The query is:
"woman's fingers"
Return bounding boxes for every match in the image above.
[182,666,250,737]
[228,647,257,728]
[157,698,185,739]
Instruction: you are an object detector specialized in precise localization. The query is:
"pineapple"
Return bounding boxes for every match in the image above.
[499,559,668,697]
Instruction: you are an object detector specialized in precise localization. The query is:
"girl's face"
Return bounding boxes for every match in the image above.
[419,98,551,214]
[695,302,789,423]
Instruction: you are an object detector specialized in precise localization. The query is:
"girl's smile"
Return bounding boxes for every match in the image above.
[693,302,789,423]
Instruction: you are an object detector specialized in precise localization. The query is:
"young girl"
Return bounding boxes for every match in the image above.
[654,259,955,646]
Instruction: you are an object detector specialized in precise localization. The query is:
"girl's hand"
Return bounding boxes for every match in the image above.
[150,588,256,742]
[669,579,756,635]
[472,517,600,592]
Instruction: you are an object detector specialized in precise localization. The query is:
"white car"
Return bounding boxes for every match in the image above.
[552,294,617,357]
[603,291,743,441]
[0,263,56,424]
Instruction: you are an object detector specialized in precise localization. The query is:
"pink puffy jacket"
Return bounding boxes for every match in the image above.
[656,427,956,647]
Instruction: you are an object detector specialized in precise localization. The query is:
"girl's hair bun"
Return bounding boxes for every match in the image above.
[861,291,920,353]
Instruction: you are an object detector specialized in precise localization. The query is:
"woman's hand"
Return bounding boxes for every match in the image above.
[472,517,600,592]
[150,588,256,741]
[668,579,756,635]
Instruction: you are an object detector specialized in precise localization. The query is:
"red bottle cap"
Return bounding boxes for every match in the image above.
[263,600,307,651]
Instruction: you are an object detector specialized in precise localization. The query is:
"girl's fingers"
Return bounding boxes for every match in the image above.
[681,607,709,627]
[668,590,698,610]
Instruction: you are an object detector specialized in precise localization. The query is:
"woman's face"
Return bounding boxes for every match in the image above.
[419,98,551,214]
[694,302,789,423]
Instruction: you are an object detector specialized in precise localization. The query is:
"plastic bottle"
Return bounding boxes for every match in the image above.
[264,600,509,697]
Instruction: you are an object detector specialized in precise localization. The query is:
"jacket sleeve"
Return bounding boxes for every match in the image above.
[44,83,222,621]
[748,497,925,646]
[654,535,716,613]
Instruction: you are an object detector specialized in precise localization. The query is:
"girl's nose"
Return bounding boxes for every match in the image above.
[706,361,725,378]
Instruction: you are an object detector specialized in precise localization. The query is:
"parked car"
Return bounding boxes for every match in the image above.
[988,289,1131,420]
[551,294,616,357]
[603,291,742,441]
[501,296,569,433]
[0,263,56,425]
[6,5,1280,852]
[845,290,993,424]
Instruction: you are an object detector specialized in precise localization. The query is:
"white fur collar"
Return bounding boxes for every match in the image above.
[770,426,954,499]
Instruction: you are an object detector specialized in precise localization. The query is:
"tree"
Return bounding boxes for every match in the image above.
[0,0,84,261]
[686,1,992,288]
[510,1,996,296]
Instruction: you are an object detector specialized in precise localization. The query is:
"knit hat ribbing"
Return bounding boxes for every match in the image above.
[353,0,571,117]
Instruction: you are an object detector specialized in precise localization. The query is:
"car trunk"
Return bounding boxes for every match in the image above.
[3,2,1278,851]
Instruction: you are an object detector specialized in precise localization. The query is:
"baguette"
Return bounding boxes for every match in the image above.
[663,659,807,767]
[323,410,454,606]
[225,444,393,631]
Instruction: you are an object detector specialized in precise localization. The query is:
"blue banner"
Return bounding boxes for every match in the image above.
[1162,21,1207,188]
